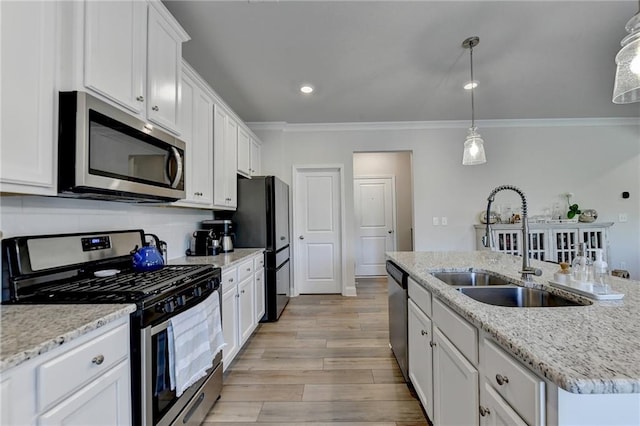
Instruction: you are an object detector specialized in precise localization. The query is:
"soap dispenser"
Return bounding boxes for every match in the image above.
[571,243,594,283]
[593,249,609,293]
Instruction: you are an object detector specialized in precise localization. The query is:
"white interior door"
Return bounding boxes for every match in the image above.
[294,168,342,294]
[354,177,396,276]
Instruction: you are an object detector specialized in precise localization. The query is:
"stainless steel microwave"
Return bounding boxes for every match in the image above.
[58,91,186,202]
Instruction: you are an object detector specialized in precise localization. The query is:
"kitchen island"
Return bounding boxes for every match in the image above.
[387,251,640,425]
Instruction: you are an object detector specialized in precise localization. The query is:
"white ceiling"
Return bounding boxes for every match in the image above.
[163,1,640,124]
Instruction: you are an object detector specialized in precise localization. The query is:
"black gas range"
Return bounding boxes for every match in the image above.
[2,229,223,426]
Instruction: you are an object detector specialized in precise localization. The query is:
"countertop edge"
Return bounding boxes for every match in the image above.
[0,304,136,373]
[169,248,265,269]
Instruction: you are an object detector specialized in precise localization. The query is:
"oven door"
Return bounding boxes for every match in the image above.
[141,303,223,425]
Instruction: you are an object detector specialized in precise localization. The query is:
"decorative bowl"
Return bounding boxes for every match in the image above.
[578,209,598,223]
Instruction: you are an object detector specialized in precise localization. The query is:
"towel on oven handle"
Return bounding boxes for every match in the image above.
[168,301,213,397]
[204,290,226,356]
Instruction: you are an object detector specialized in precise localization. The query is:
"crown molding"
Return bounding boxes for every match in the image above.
[247,117,639,133]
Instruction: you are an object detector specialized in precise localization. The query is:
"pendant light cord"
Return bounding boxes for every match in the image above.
[470,42,475,128]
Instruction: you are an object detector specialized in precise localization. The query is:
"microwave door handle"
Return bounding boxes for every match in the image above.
[167,147,183,188]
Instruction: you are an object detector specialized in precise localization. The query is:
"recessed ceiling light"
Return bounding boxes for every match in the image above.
[300,85,314,94]
[464,80,478,90]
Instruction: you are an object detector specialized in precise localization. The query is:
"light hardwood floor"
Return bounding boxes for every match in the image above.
[203,278,429,425]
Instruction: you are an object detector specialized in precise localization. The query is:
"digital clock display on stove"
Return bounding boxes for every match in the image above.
[81,236,111,251]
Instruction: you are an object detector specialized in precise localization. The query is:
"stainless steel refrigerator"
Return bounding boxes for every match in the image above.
[233,176,290,321]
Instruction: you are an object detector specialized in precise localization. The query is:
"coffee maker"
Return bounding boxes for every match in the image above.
[186,229,217,256]
[201,220,235,253]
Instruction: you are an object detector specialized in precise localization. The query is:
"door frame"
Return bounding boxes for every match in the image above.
[353,175,398,276]
[291,164,349,296]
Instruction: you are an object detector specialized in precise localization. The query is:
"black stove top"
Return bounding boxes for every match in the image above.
[19,265,214,304]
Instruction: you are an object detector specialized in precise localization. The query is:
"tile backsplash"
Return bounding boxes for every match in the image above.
[0,196,212,260]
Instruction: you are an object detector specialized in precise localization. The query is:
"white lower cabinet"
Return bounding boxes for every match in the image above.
[480,380,528,426]
[0,317,131,425]
[433,326,479,426]
[221,253,265,371]
[408,299,433,419]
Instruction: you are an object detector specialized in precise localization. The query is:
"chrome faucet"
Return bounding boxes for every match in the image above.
[482,185,542,281]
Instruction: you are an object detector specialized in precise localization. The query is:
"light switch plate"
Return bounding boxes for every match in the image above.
[441,217,448,226]
[432,217,440,226]
[619,213,628,222]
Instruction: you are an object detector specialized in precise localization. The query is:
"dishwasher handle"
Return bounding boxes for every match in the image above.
[386,261,408,289]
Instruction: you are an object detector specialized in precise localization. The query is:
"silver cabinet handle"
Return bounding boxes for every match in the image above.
[152,105,159,111]
[280,236,286,240]
[421,330,427,336]
[247,268,251,272]
[479,406,491,417]
[496,374,509,386]
[136,95,144,102]
[92,355,105,365]
[299,235,304,240]
[229,278,234,282]
[241,290,245,294]
[429,341,436,347]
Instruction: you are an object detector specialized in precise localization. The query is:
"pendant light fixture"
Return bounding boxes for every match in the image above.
[462,36,486,165]
[613,1,640,104]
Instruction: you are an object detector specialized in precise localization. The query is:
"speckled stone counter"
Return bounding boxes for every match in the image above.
[169,248,264,269]
[386,251,640,394]
[0,304,135,373]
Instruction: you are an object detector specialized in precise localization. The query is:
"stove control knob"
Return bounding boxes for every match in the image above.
[163,299,176,313]
[176,295,186,307]
[193,286,203,297]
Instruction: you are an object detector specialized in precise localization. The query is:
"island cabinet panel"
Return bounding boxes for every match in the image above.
[433,326,479,426]
[479,380,528,426]
[408,299,434,419]
[433,298,478,366]
[482,338,545,426]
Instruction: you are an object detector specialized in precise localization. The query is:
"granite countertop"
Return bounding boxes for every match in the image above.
[0,304,136,373]
[169,248,265,269]
[386,251,640,394]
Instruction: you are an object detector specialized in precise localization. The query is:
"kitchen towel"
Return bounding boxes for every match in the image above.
[168,302,213,397]
[203,290,226,356]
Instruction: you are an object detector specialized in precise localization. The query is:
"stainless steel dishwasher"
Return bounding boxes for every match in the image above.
[387,260,409,382]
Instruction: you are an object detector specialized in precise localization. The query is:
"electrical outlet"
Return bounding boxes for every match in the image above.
[432,217,440,226]
[619,213,628,223]
[441,217,448,226]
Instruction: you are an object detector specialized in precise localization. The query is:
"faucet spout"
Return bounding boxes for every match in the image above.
[484,185,541,281]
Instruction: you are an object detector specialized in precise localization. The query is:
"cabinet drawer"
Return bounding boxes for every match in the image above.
[237,259,254,282]
[433,298,477,365]
[408,276,431,317]
[254,253,265,271]
[38,323,129,411]
[221,267,238,293]
[483,338,545,426]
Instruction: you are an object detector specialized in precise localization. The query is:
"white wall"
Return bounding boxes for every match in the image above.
[253,119,640,291]
[0,196,212,260]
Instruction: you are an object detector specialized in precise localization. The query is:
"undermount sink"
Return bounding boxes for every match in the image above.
[431,271,513,287]
[457,286,590,308]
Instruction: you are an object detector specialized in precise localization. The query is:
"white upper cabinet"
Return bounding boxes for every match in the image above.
[83,0,146,114]
[0,0,58,195]
[80,0,189,135]
[250,138,261,176]
[237,126,252,177]
[213,104,237,209]
[173,63,214,208]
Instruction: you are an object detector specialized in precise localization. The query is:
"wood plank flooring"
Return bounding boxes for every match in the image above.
[203,278,429,425]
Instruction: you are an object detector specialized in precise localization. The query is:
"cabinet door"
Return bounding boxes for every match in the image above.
[480,381,527,426]
[433,327,479,426]
[84,0,146,114]
[225,117,238,208]
[552,229,579,263]
[250,139,261,176]
[146,4,182,133]
[408,300,434,419]
[254,268,265,322]
[190,90,214,205]
[222,287,239,370]
[237,126,251,176]
[38,360,131,426]
[213,104,228,207]
[0,0,57,194]
[238,276,254,345]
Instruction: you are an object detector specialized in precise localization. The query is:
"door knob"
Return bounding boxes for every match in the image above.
[388,230,394,234]
[299,235,304,240]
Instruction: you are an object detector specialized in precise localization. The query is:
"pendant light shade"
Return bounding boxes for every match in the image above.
[613,4,640,104]
[462,36,486,165]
